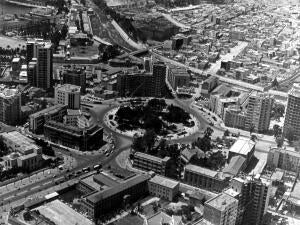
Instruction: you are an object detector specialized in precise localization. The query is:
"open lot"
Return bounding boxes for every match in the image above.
[37,199,93,225]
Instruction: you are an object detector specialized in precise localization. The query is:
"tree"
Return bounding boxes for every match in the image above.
[224,129,230,137]
[143,129,157,153]
[276,136,284,147]
[284,125,295,143]
[249,123,255,134]
[251,134,258,142]
[272,77,279,88]
[204,127,214,138]
[273,124,282,137]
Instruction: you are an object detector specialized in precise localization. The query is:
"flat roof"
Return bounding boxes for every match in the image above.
[205,192,238,212]
[149,175,179,189]
[185,164,218,178]
[30,104,66,118]
[135,152,170,163]
[229,137,255,156]
[87,174,149,204]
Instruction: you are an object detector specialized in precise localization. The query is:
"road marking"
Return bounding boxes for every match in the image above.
[43,181,52,186]
[30,186,40,191]
[3,196,13,201]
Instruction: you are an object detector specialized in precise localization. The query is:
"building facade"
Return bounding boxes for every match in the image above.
[44,120,103,151]
[245,92,274,133]
[27,39,53,90]
[0,88,21,125]
[204,192,238,225]
[132,152,171,176]
[29,104,67,134]
[55,84,81,109]
[148,175,179,201]
[167,66,190,90]
[229,176,271,225]
[267,147,300,172]
[62,66,86,93]
[284,83,300,137]
[183,164,229,193]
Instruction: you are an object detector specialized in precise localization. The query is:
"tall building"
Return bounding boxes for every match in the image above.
[267,146,300,172]
[203,192,238,225]
[245,92,274,133]
[284,83,300,137]
[27,39,53,90]
[229,176,271,225]
[61,66,86,93]
[0,88,21,125]
[55,84,81,109]
[117,62,167,97]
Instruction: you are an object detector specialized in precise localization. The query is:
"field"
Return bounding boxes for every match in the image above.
[37,200,93,225]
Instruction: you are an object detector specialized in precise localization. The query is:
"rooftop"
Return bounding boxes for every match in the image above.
[135,152,170,163]
[185,164,218,178]
[86,174,149,204]
[149,175,179,189]
[223,155,246,176]
[146,212,182,225]
[205,192,238,211]
[229,137,255,156]
[55,84,81,93]
[30,104,66,118]
[289,83,300,98]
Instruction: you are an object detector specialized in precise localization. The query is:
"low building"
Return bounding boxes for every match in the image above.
[183,164,229,193]
[29,104,67,134]
[144,211,183,225]
[203,192,238,225]
[55,84,81,109]
[168,66,190,90]
[2,131,42,172]
[200,76,219,96]
[44,121,103,151]
[148,175,179,201]
[267,147,300,172]
[79,173,149,219]
[228,137,255,165]
[132,152,171,176]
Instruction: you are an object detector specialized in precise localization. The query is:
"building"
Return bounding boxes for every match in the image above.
[183,164,229,193]
[245,92,274,133]
[2,131,42,172]
[229,176,271,225]
[61,66,86,93]
[44,121,103,151]
[267,147,300,172]
[29,104,67,134]
[132,152,171,176]
[284,83,300,137]
[55,84,81,109]
[79,173,149,219]
[228,137,255,165]
[27,39,53,90]
[224,106,246,129]
[200,76,219,96]
[203,192,238,225]
[167,66,190,90]
[0,88,21,125]
[148,175,179,201]
[117,62,167,97]
[144,211,183,225]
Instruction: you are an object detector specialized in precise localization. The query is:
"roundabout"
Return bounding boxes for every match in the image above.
[102,98,200,141]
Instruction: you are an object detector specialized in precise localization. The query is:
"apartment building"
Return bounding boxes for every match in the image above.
[0,88,21,125]
[167,66,190,90]
[183,164,229,193]
[148,175,179,201]
[55,84,81,109]
[29,104,67,134]
[284,83,300,137]
[203,192,238,225]
[61,66,86,93]
[132,152,171,176]
[229,176,271,225]
[267,147,300,172]
[245,91,274,133]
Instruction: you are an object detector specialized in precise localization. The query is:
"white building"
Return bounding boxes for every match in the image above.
[55,84,81,109]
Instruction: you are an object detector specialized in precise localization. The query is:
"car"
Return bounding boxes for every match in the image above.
[58,165,63,170]
[93,164,101,170]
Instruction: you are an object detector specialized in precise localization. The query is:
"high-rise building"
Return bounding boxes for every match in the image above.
[61,66,86,93]
[245,92,274,133]
[55,84,81,109]
[152,62,167,97]
[229,176,271,225]
[0,88,21,125]
[284,83,300,137]
[203,192,238,225]
[27,60,37,86]
[26,39,53,90]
